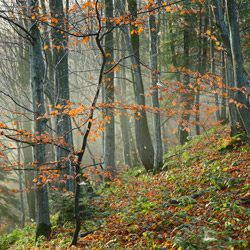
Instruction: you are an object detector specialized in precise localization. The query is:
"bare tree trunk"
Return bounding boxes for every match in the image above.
[226,0,250,136]
[17,135,25,228]
[180,21,192,145]
[117,0,154,171]
[149,3,163,171]
[196,8,202,136]
[226,59,239,136]
[210,3,220,122]
[115,32,133,168]
[49,0,74,192]
[28,0,51,239]
[104,0,116,175]
[18,29,36,220]
[220,51,227,123]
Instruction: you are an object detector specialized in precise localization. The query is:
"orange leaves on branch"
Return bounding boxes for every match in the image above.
[51,17,58,23]
[113,67,120,72]
[169,66,175,72]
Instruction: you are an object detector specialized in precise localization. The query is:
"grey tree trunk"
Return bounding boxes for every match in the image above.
[180,23,192,145]
[116,33,133,168]
[220,52,227,123]
[18,30,36,220]
[196,8,202,136]
[28,0,51,239]
[49,0,74,191]
[104,0,116,175]
[117,0,154,171]
[226,59,239,136]
[17,137,25,228]
[225,0,250,136]
[210,3,220,122]
[149,5,163,171]
[40,0,54,100]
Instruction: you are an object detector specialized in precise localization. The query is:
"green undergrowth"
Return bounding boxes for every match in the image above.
[1,125,250,249]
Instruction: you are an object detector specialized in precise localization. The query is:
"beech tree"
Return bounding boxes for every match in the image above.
[1,0,250,246]
[117,0,155,172]
[103,0,116,175]
[49,0,75,192]
[28,0,51,239]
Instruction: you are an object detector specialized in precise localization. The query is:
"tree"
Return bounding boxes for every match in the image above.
[212,0,250,136]
[49,0,75,192]
[104,0,116,175]
[28,0,51,239]
[117,0,155,172]
[225,0,250,136]
[149,1,163,170]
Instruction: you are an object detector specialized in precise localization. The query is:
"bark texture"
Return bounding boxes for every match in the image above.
[117,0,154,171]
[226,0,250,136]
[49,0,74,191]
[104,0,116,175]
[28,0,51,240]
[149,4,163,171]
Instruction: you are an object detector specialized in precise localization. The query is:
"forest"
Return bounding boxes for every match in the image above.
[0,0,250,249]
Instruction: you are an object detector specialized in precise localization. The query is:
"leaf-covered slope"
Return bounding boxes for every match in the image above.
[2,125,250,249]
[77,126,250,249]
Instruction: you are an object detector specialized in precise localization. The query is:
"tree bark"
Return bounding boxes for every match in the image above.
[28,0,51,240]
[226,0,250,136]
[104,0,116,175]
[49,0,74,192]
[149,3,163,171]
[226,59,239,136]
[220,51,227,123]
[117,0,154,171]
[210,3,220,122]
[180,20,192,145]
[18,29,36,220]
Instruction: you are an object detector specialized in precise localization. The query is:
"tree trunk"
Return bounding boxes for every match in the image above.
[117,0,154,171]
[28,0,51,239]
[18,30,36,221]
[104,0,116,175]
[210,3,220,122]
[149,3,163,171]
[226,59,239,136]
[49,0,74,192]
[220,51,227,123]
[196,8,202,136]
[116,32,133,168]
[226,0,250,136]
[17,137,25,228]
[179,21,192,145]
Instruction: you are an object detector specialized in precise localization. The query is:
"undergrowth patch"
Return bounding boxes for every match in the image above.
[1,126,250,249]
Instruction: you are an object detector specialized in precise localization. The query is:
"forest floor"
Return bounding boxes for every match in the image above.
[1,125,250,249]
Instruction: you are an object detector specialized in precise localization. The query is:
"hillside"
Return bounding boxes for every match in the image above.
[1,125,250,249]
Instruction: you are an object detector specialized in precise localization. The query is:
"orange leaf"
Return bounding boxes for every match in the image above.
[169,66,175,72]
